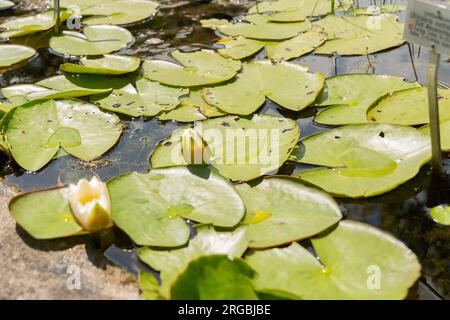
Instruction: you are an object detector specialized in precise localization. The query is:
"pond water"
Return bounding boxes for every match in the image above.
[0,0,449,299]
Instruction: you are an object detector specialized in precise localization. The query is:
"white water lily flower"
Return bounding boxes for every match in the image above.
[68,176,112,232]
[180,128,210,164]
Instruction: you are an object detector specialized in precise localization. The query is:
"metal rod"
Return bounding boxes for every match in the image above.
[427,47,443,175]
[54,0,61,34]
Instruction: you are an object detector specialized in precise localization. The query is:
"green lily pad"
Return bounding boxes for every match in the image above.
[291,124,431,197]
[60,0,117,10]
[420,118,450,151]
[91,79,188,117]
[200,18,230,29]
[314,74,419,125]
[138,225,248,298]
[108,167,245,246]
[38,73,130,92]
[49,25,133,56]
[314,14,404,55]
[158,90,226,122]
[0,44,36,68]
[143,50,242,87]
[81,0,158,26]
[265,27,327,61]
[368,87,450,125]
[139,272,163,300]
[0,0,14,10]
[429,205,450,225]
[246,220,421,299]
[170,255,258,300]
[236,177,342,248]
[217,37,265,60]
[9,187,84,239]
[151,114,300,181]
[203,61,324,114]
[348,4,405,15]
[3,99,122,172]
[60,54,140,75]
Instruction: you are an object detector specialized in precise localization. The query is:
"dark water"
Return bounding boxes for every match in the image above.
[0,0,449,299]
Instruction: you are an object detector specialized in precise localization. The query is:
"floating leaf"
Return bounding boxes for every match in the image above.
[138,225,248,298]
[108,167,245,246]
[314,14,404,55]
[217,37,265,60]
[139,272,163,300]
[429,205,450,226]
[200,18,229,29]
[291,124,431,197]
[0,44,36,68]
[9,187,84,239]
[92,79,187,117]
[60,0,117,10]
[151,114,300,181]
[4,99,122,171]
[246,220,421,299]
[420,118,450,151]
[315,74,418,125]
[203,61,324,114]
[170,255,258,300]
[368,87,450,125]
[37,73,130,92]
[236,177,342,248]
[81,0,158,26]
[348,4,405,15]
[60,54,140,75]
[50,25,133,56]
[0,0,14,10]
[143,50,241,87]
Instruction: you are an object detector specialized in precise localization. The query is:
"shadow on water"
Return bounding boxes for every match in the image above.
[0,0,449,299]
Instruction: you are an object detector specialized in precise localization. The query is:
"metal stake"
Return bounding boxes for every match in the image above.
[427,46,443,175]
[54,0,61,34]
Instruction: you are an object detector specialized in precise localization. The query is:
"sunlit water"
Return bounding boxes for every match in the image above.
[0,0,448,299]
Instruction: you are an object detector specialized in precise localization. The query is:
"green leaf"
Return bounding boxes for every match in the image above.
[0,0,14,10]
[292,124,431,198]
[139,272,163,300]
[203,61,324,114]
[81,0,158,26]
[151,114,300,181]
[143,50,242,87]
[60,54,141,75]
[368,87,450,125]
[246,220,421,300]
[314,14,404,55]
[236,177,342,248]
[429,205,450,226]
[37,73,130,92]
[314,74,419,125]
[9,187,84,239]
[0,44,36,68]
[49,25,133,56]
[217,37,265,60]
[170,255,258,300]
[108,167,245,246]
[420,118,450,151]
[4,99,122,171]
[91,79,188,117]
[348,4,405,15]
[138,225,248,298]
[60,0,117,10]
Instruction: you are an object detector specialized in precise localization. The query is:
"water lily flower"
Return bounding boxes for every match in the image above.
[181,128,210,164]
[68,176,112,232]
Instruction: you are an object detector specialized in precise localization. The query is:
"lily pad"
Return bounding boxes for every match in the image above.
[204,61,324,114]
[348,4,405,15]
[313,14,404,55]
[291,124,431,197]
[170,255,258,300]
[37,73,130,92]
[60,0,117,10]
[0,44,36,68]
[107,167,245,246]
[3,99,122,171]
[0,0,14,10]
[151,114,300,181]
[158,90,226,122]
[143,50,242,87]
[81,0,158,26]
[236,177,342,248]
[9,187,84,239]
[429,205,450,226]
[138,225,248,298]
[368,87,450,125]
[49,25,133,56]
[420,118,450,151]
[217,37,265,60]
[60,54,140,75]
[314,74,419,125]
[246,220,421,299]
[91,78,187,117]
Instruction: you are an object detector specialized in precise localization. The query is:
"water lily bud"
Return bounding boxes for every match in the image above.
[181,128,210,164]
[68,176,112,232]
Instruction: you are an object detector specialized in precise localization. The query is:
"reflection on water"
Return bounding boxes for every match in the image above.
[0,0,449,299]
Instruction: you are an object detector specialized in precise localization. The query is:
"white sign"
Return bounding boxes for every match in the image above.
[404,0,450,56]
